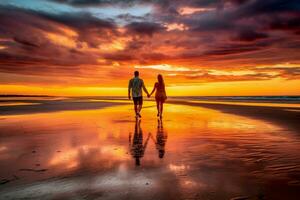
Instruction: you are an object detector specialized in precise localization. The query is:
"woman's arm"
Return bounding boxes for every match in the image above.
[150,83,157,96]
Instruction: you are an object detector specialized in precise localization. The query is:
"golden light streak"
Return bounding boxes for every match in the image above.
[255,63,300,69]
[98,37,129,52]
[179,7,215,15]
[46,32,77,48]
[208,70,257,76]
[135,64,200,72]
[0,102,40,106]
[58,26,78,38]
[166,23,188,31]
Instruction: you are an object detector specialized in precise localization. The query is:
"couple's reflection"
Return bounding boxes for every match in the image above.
[129,119,168,166]
[129,119,150,166]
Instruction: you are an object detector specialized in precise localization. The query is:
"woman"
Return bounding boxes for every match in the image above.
[155,119,167,158]
[149,74,167,118]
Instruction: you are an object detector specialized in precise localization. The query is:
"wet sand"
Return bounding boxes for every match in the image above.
[0,97,127,115]
[0,99,300,200]
[167,99,300,132]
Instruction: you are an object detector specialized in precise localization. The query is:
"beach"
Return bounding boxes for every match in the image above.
[0,97,299,200]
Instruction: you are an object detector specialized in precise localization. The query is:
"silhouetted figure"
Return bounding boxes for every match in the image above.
[129,119,151,166]
[149,74,167,118]
[128,71,150,118]
[151,119,168,159]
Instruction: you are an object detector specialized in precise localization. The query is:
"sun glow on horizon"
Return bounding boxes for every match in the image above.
[134,64,200,72]
[1,76,300,96]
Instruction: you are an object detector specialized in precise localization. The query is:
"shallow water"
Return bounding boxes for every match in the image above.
[0,102,299,200]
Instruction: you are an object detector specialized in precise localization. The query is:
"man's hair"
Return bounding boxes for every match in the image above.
[134,71,139,77]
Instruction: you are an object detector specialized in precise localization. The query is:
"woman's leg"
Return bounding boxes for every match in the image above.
[160,101,164,116]
[156,100,160,116]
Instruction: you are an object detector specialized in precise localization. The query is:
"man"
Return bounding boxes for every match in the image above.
[128,71,149,118]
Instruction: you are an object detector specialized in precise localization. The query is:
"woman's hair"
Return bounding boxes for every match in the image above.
[157,74,164,86]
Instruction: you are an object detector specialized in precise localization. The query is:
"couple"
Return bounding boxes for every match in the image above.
[128,71,167,118]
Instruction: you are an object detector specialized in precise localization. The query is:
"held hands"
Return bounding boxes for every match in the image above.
[147,93,151,98]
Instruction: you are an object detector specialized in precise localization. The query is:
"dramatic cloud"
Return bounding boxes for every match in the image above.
[0,0,299,88]
[125,22,165,36]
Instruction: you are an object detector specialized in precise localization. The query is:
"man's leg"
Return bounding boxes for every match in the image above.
[133,97,138,116]
[134,104,138,115]
[138,103,142,114]
[137,97,143,117]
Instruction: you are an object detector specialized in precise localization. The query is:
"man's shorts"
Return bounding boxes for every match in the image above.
[133,96,143,105]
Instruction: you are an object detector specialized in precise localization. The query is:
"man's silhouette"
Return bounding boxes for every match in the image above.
[128,71,149,118]
[129,119,151,166]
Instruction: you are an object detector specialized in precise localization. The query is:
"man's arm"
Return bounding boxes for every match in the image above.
[142,80,149,97]
[128,79,132,100]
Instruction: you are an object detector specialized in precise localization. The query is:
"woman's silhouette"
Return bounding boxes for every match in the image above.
[149,74,167,118]
[150,119,168,158]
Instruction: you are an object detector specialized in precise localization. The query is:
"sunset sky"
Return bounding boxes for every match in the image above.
[0,0,299,96]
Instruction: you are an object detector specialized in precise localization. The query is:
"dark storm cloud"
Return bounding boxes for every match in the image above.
[233,29,269,42]
[203,41,271,56]
[124,40,148,51]
[0,5,112,75]
[0,5,117,47]
[13,37,40,48]
[181,0,300,32]
[40,11,117,47]
[125,21,165,36]
[51,0,245,8]
[52,0,138,6]
[269,16,300,34]
[41,12,115,30]
[51,0,171,7]
[51,0,300,15]
[117,13,148,23]
[0,5,58,37]
[234,0,300,17]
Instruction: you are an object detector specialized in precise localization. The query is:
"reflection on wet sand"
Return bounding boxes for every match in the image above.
[0,101,299,200]
[128,119,168,166]
[129,119,151,166]
[151,119,168,159]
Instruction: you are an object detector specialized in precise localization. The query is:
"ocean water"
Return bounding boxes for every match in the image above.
[171,96,300,102]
